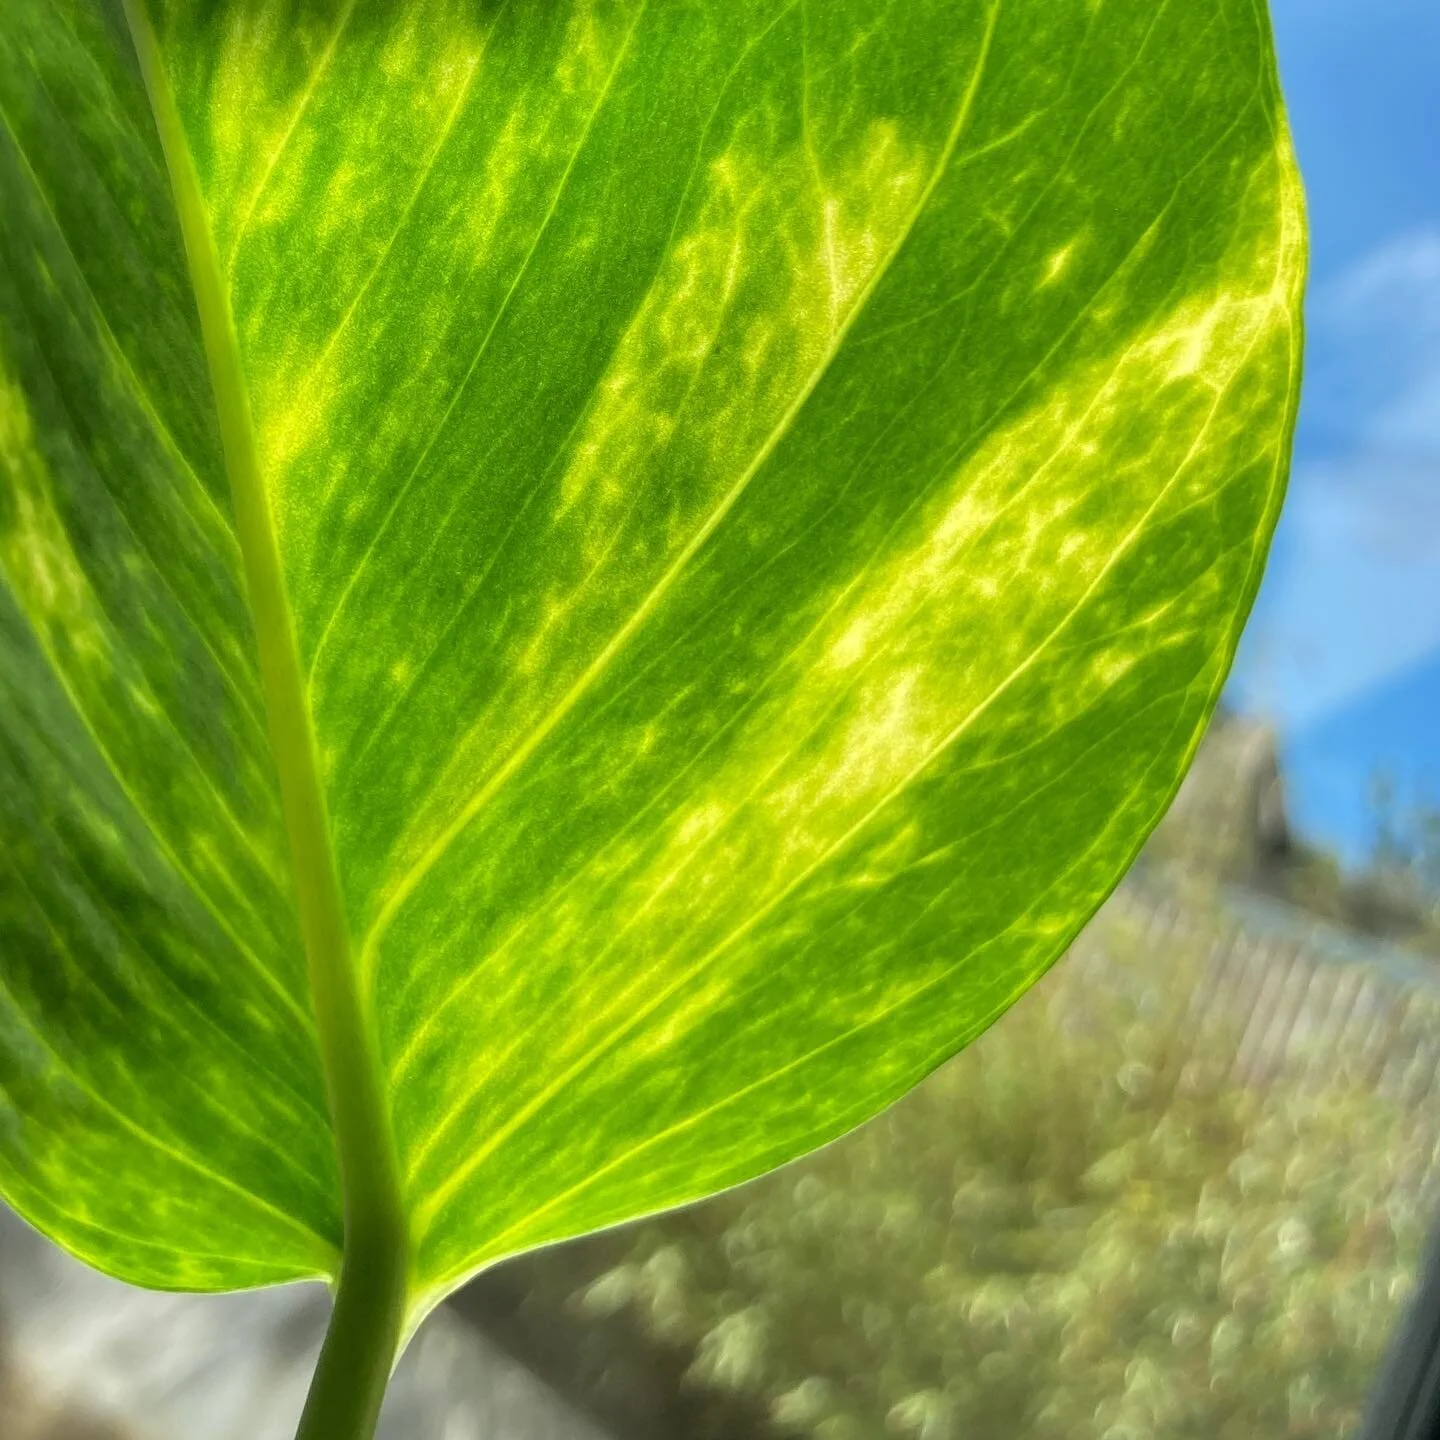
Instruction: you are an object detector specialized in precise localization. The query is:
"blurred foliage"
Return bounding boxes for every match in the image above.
[1142,710,1439,951]
[1362,776,1440,935]
[469,719,1440,1440]
[567,899,1440,1440]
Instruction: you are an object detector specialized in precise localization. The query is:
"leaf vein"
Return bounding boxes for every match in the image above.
[0,857,336,1262]
[412,294,1270,1228]
[360,0,1005,972]
[304,0,645,695]
[224,0,361,270]
[0,555,311,1030]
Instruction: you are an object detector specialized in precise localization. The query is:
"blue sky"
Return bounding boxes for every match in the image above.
[1226,0,1440,864]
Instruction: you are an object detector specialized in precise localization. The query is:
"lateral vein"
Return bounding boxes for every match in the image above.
[305,0,645,697]
[360,0,1004,972]
[0,857,337,1259]
[0,555,312,1027]
[413,295,1268,1228]
[224,0,361,270]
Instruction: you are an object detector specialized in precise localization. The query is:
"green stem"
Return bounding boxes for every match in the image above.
[294,1233,405,1440]
[120,6,408,1436]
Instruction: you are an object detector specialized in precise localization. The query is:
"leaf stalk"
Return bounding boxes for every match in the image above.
[120,4,408,1435]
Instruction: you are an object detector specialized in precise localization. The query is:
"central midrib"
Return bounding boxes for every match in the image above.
[118,0,407,1334]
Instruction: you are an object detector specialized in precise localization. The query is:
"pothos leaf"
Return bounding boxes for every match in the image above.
[0,0,1303,1329]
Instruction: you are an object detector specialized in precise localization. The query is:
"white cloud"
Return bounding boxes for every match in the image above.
[1306,226,1440,444]
[1322,227,1440,321]
[1233,453,1440,727]
[1231,227,1440,727]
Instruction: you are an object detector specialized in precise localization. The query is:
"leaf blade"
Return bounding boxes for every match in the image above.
[0,0,1304,1325]
[0,0,339,1287]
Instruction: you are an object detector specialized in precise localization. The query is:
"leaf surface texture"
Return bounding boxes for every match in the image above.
[0,0,1304,1314]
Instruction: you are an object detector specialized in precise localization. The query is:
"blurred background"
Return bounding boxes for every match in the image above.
[3,1,1437,1436]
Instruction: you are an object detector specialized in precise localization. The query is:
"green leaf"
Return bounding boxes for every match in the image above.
[0,0,1302,1335]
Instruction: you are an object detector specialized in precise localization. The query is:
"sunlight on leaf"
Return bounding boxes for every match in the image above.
[0,0,1303,1340]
